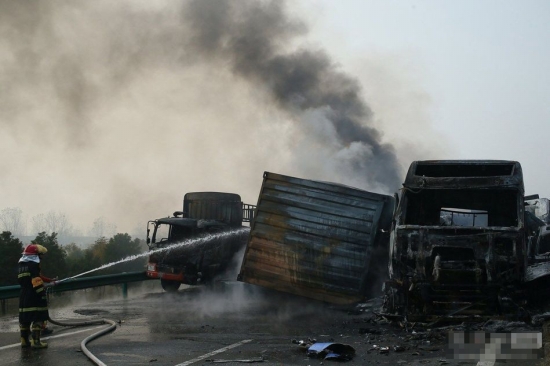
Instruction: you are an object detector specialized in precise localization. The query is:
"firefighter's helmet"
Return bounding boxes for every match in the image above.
[23,244,48,255]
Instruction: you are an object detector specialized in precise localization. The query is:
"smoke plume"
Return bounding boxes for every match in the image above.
[0,1,439,234]
[182,0,402,191]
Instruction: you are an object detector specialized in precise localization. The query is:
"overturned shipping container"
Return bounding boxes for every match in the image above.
[238,172,394,304]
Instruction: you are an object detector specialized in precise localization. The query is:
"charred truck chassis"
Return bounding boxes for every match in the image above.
[384,161,527,321]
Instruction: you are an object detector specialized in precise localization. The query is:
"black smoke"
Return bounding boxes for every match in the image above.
[182,0,402,191]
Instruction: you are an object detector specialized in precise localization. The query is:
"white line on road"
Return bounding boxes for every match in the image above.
[175,339,253,366]
[0,325,104,351]
[477,362,495,366]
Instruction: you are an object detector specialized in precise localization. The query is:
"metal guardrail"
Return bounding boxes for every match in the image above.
[0,271,152,301]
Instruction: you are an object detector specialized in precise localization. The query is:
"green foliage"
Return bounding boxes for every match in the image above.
[64,243,83,260]
[33,232,68,279]
[64,243,85,277]
[4,231,148,281]
[60,234,147,278]
[102,234,146,274]
[105,234,141,261]
[90,237,108,263]
[0,231,23,286]
[62,237,106,278]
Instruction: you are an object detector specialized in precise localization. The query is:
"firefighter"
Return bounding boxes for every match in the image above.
[17,244,57,348]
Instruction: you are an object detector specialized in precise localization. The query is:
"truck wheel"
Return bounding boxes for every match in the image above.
[161,279,181,292]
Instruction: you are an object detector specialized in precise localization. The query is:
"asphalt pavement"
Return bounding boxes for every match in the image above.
[0,281,545,366]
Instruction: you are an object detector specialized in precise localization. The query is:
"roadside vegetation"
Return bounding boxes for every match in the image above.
[0,231,146,286]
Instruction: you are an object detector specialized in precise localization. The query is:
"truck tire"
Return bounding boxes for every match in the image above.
[161,279,181,292]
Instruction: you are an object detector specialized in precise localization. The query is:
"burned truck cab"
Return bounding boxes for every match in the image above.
[385,160,526,320]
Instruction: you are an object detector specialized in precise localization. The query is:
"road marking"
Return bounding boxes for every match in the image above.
[0,325,104,351]
[175,339,253,366]
[477,362,495,366]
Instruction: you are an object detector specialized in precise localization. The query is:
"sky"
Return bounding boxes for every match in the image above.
[0,0,548,237]
[297,0,550,189]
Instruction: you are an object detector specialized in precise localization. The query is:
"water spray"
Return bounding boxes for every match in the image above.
[56,227,249,283]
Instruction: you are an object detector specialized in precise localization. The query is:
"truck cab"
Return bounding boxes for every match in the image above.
[385,160,527,320]
[146,192,255,291]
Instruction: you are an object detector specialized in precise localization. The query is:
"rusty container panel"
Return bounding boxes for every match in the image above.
[184,192,243,227]
[238,172,394,304]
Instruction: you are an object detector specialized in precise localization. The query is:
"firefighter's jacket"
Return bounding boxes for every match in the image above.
[17,258,49,323]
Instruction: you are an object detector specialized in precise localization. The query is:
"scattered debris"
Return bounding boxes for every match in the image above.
[354,297,384,313]
[358,327,381,335]
[291,338,316,350]
[372,312,405,321]
[393,345,405,352]
[368,345,380,352]
[307,342,355,361]
[206,357,264,364]
[482,319,534,333]
[368,344,395,355]
[426,303,477,328]
[532,312,550,325]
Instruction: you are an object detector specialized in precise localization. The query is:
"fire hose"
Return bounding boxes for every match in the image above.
[45,282,118,366]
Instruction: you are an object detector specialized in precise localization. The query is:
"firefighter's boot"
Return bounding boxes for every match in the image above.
[19,324,31,348]
[30,325,48,349]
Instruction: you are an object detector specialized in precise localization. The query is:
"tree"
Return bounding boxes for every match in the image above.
[0,231,23,286]
[0,208,26,236]
[64,237,109,277]
[130,222,146,240]
[64,243,85,277]
[105,234,141,261]
[32,211,75,237]
[63,234,146,277]
[32,232,68,280]
[64,243,83,260]
[66,243,103,278]
[103,234,146,274]
[90,237,108,263]
[88,217,117,239]
[31,213,49,234]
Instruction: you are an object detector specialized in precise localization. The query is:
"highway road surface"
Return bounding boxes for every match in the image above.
[0,281,544,365]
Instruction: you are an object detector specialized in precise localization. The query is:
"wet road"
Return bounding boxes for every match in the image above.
[0,281,544,366]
